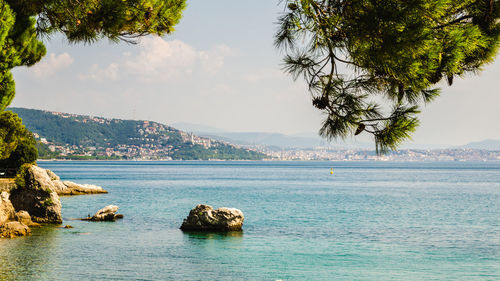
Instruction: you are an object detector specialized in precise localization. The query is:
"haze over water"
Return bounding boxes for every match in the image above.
[1,161,499,280]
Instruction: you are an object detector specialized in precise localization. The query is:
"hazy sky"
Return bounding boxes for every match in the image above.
[10,0,500,146]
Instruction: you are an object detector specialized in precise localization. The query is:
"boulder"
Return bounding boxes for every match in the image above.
[15,211,39,227]
[84,205,123,221]
[180,204,244,232]
[0,221,31,238]
[61,181,107,195]
[1,194,37,239]
[12,165,107,196]
[26,166,56,191]
[0,192,15,225]
[9,165,62,224]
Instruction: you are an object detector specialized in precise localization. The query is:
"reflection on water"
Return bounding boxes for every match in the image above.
[0,226,60,280]
[184,231,244,240]
[183,231,244,251]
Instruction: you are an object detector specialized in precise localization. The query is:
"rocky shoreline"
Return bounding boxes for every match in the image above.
[0,165,108,238]
[1,165,246,238]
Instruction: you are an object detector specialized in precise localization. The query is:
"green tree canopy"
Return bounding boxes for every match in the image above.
[0,111,36,173]
[0,111,25,159]
[276,0,500,153]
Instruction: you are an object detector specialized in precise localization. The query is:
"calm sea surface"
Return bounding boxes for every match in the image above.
[0,161,499,280]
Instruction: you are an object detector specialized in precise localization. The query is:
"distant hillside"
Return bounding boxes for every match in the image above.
[9,108,267,160]
[462,139,500,150]
[173,123,373,149]
[199,132,323,148]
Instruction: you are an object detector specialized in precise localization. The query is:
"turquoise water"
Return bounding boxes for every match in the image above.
[0,161,499,280]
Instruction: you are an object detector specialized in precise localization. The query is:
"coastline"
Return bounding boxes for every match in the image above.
[36,158,500,162]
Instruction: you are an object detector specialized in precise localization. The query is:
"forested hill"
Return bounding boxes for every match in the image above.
[9,108,267,160]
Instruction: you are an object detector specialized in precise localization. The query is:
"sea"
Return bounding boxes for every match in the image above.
[0,161,499,280]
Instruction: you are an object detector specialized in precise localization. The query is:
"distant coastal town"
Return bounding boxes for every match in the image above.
[256,146,500,161]
[33,119,219,160]
[11,107,500,162]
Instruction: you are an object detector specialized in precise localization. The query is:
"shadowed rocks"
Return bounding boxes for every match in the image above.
[0,192,36,238]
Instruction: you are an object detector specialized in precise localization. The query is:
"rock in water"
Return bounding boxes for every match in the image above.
[180,204,244,232]
[61,181,107,195]
[0,221,31,238]
[86,205,123,221]
[9,165,62,224]
[11,166,107,196]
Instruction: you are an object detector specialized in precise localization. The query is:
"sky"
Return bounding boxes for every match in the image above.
[10,0,500,146]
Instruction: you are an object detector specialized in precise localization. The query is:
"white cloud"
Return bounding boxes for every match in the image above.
[79,63,119,81]
[30,53,74,78]
[80,38,234,82]
[199,44,235,75]
[125,38,198,81]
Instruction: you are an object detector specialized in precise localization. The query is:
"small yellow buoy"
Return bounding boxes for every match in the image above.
[330,168,334,175]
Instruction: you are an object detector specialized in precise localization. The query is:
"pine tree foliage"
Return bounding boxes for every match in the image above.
[1,0,186,111]
[1,1,46,111]
[29,0,186,44]
[276,0,500,154]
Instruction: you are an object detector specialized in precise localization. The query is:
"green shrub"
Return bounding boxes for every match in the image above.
[14,163,32,188]
[42,198,54,207]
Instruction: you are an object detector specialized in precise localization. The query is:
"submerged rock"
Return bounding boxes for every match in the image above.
[0,221,31,238]
[180,204,244,232]
[9,166,62,224]
[84,205,123,221]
